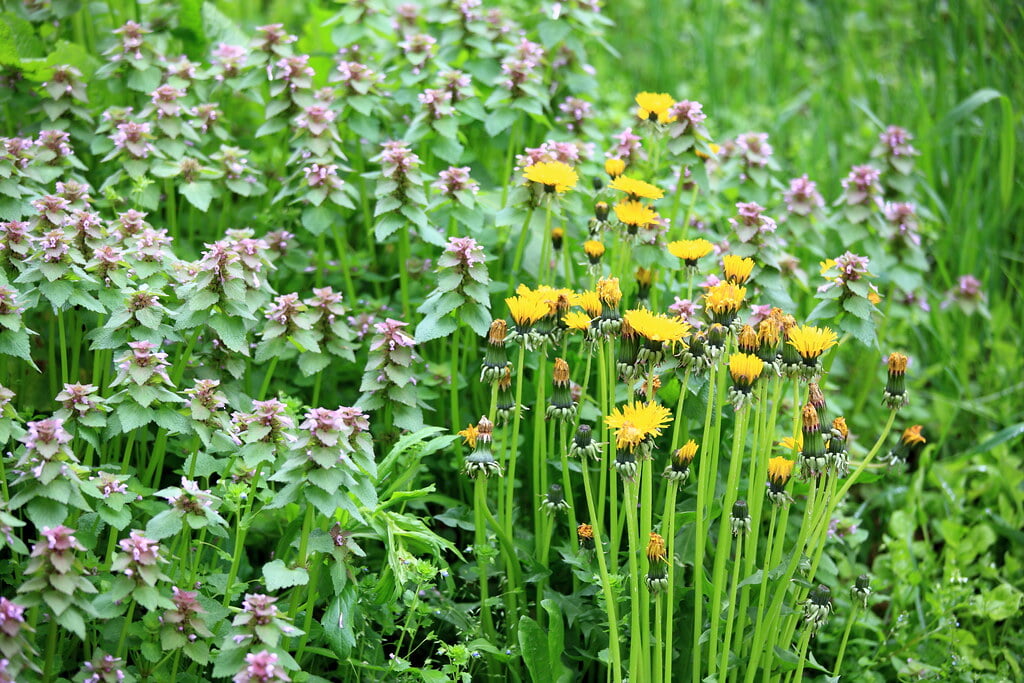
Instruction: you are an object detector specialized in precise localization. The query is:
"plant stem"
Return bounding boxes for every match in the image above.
[692,362,721,683]
[580,457,622,683]
[223,462,264,607]
[474,477,497,642]
[624,478,647,683]
[833,604,859,675]
[258,356,279,400]
[116,599,137,658]
[504,344,527,542]
[508,207,536,296]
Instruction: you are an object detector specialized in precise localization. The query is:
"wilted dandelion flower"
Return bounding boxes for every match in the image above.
[827,417,850,477]
[730,500,751,537]
[880,425,926,469]
[645,532,669,592]
[546,358,577,422]
[480,319,511,383]
[577,523,595,551]
[723,254,755,285]
[523,161,578,194]
[457,422,480,448]
[799,403,827,478]
[852,574,872,608]
[884,352,910,409]
[609,175,664,201]
[463,416,502,478]
[664,439,698,483]
[635,92,676,124]
[803,584,833,636]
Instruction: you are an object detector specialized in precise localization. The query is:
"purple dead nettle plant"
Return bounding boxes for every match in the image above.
[77,651,128,683]
[109,529,172,614]
[17,525,97,640]
[0,285,35,367]
[105,338,185,446]
[416,236,492,342]
[372,140,431,242]
[267,404,377,524]
[837,164,884,223]
[0,595,36,680]
[358,318,425,431]
[783,174,826,221]
[872,124,919,195]
[159,586,215,666]
[298,287,357,376]
[184,378,236,450]
[38,64,92,125]
[6,417,91,527]
[149,475,229,557]
[215,593,302,682]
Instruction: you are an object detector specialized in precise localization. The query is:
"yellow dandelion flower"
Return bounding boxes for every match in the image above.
[505,295,549,327]
[668,238,714,264]
[457,422,479,448]
[614,200,659,229]
[562,311,591,331]
[635,92,677,124]
[523,161,578,193]
[604,401,672,452]
[605,157,626,177]
[728,352,764,387]
[704,282,747,316]
[583,240,605,260]
[723,254,756,285]
[597,277,622,307]
[767,456,795,484]
[624,308,691,343]
[673,439,699,466]
[635,267,654,287]
[887,352,908,374]
[832,417,849,439]
[573,290,603,317]
[868,291,882,305]
[786,325,839,360]
[819,259,837,276]
[609,175,665,201]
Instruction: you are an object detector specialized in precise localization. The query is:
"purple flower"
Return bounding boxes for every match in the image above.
[109,21,150,61]
[0,598,26,637]
[879,125,918,157]
[36,130,73,159]
[418,88,453,119]
[608,127,645,165]
[114,340,172,386]
[90,471,129,498]
[56,383,102,417]
[729,201,777,243]
[433,166,479,196]
[379,140,421,179]
[883,202,921,246]
[558,97,592,131]
[0,286,23,317]
[268,55,314,89]
[150,84,186,119]
[253,24,297,52]
[110,120,154,159]
[81,653,125,683]
[442,236,486,268]
[212,43,248,79]
[302,163,343,190]
[783,174,824,216]
[241,594,280,625]
[668,100,706,131]
[234,650,291,683]
[941,274,986,314]
[22,418,72,458]
[371,319,415,352]
[840,165,882,208]
[300,407,347,447]
[668,297,703,328]
[734,132,773,168]
[191,103,222,133]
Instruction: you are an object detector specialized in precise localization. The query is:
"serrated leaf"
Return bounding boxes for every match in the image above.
[263,559,309,591]
[208,315,249,354]
[146,509,184,541]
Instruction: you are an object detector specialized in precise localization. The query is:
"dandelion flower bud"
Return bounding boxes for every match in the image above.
[645,532,669,592]
[551,226,564,252]
[569,423,602,461]
[595,277,623,336]
[807,382,829,427]
[583,240,605,266]
[664,439,699,483]
[803,584,833,635]
[494,367,525,425]
[883,352,909,409]
[737,324,758,355]
[539,484,570,516]
[730,499,751,537]
[756,317,782,364]
[594,201,610,223]
[679,329,713,374]
[851,574,872,608]
[704,282,746,327]
[635,267,654,303]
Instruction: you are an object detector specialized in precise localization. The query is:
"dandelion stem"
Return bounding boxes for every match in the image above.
[474,476,497,643]
[692,362,720,683]
[580,457,622,683]
[833,603,859,675]
[504,344,527,544]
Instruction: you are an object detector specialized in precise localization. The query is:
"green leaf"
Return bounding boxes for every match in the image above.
[841,295,874,320]
[484,108,517,137]
[117,402,154,432]
[302,205,334,236]
[518,615,555,683]
[414,313,457,344]
[262,559,309,591]
[208,315,249,354]
[180,182,215,212]
[145,509,184,541]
